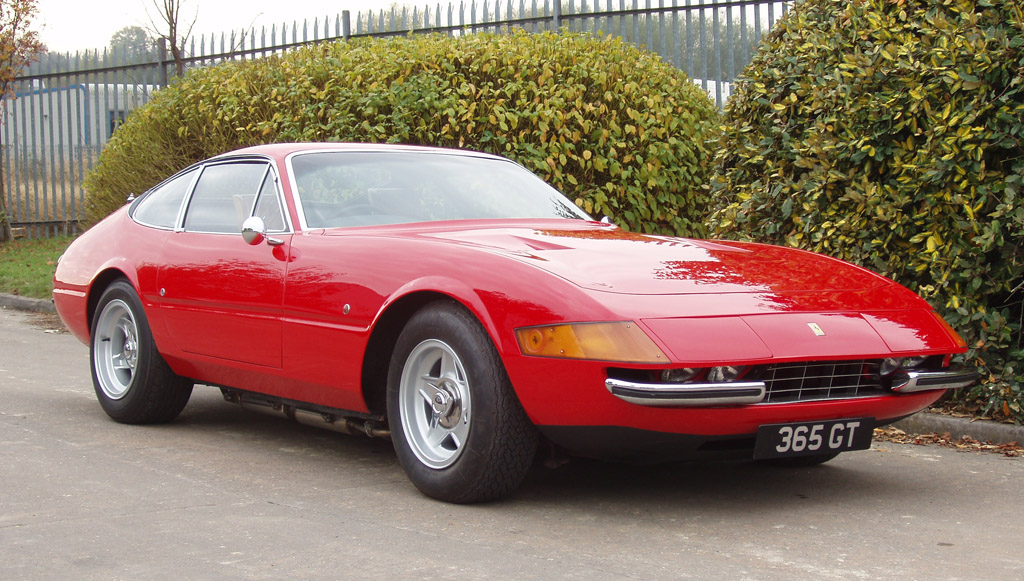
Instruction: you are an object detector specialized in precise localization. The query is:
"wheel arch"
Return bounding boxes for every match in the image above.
[89,274,194,424]
[360,289,497,416]
[86,268,134,334]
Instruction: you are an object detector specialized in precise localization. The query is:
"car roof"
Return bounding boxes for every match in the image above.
[214,142,504,162]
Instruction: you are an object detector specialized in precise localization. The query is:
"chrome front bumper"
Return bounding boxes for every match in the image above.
[890,369,979,393]
[606,368,978,407]
[605,378,767,407]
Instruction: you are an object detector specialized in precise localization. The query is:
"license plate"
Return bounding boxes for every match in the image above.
[754,417,874,459]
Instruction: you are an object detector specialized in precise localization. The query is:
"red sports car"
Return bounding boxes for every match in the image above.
[54,143,976,503]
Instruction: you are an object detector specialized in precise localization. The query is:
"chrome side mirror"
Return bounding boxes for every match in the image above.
[241,216,267,245]
[241,216,285,246]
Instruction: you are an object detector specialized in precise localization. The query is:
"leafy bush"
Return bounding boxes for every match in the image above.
[84,32,719,236]
[712,0,1024,421]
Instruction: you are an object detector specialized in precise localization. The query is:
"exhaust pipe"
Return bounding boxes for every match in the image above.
[221,389,391,439]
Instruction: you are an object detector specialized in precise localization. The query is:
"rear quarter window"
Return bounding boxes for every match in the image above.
[131,169,198,229]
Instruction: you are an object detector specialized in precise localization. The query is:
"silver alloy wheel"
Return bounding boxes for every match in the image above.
[399,339,472,469]
[92,298,139,400]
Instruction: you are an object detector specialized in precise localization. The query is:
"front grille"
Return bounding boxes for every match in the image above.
[606,359,891,405]
[754,360,886,403]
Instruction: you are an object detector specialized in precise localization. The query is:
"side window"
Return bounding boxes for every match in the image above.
[253,171,287,232]
[184,162,269,234]
[131,168,197,229]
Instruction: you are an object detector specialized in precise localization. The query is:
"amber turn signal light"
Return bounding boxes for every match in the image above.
[515,321,667,363]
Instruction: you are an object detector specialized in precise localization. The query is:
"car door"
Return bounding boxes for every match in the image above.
[156,159,290,368]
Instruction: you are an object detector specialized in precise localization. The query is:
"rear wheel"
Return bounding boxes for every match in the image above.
[387,300,537,503]
[90,279,192,424]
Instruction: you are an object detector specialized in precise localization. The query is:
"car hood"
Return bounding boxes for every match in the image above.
[421,221,889,296]
[419,222,960,358]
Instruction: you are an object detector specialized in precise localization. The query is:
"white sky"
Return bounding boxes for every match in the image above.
[37,0,409,54]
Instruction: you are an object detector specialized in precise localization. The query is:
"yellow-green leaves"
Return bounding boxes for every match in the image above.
[84,32,720,237]
[710,0,1024,421]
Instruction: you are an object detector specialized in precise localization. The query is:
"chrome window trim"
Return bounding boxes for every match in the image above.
[283,147,586,231]
[175,155,294,235]
[129,167,200,231]
[254,165,292,234]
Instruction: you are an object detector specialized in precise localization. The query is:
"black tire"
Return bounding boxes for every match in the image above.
[90,279,193,424]
[760,452,840,468]
[387,300,538,503]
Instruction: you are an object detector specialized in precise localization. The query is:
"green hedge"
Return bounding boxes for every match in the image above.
[711,0,1024,421]
[84,32,720,237]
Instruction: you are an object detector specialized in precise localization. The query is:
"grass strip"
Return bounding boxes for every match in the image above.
[0,235,74,299]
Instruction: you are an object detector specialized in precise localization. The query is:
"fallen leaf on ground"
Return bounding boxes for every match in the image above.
[874,427,1022,457]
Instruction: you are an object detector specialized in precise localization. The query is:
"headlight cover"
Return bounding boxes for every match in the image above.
[515,321,667,363]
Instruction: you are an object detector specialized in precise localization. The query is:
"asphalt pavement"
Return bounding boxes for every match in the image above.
[2,306,1023,580]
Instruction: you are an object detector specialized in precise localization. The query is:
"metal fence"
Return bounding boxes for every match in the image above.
[2,0,788,239]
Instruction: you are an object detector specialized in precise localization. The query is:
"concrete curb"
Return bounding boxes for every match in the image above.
[892,412,1024,446]
[2,291,1020,445]
[0,292,55,313]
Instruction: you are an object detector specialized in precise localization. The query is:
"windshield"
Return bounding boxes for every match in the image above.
[289,151,592,228]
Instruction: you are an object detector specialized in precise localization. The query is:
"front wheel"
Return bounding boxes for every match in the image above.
[387,300,537,503]
[90,279,193,424]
